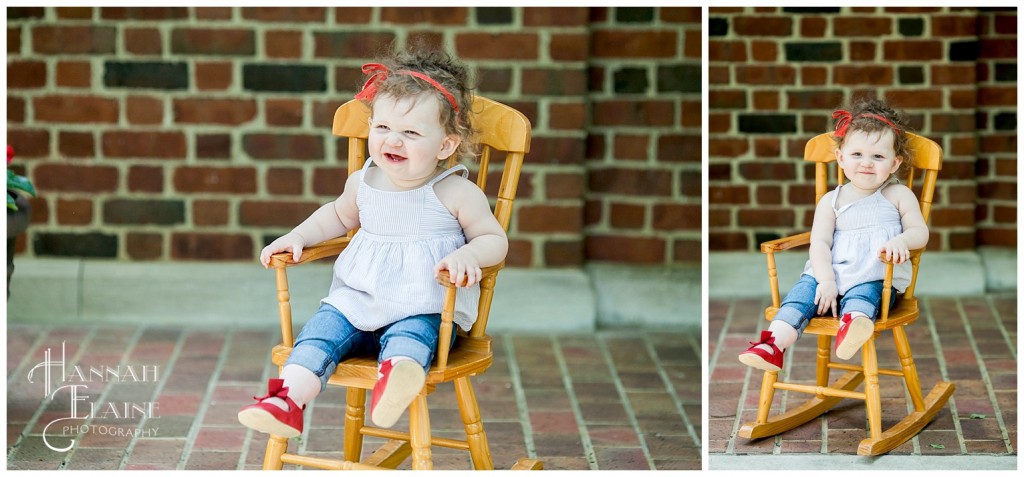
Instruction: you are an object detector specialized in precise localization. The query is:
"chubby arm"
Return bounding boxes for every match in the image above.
[880,184,929,263]
[808,193,837,283]
[259,171,361,267]
[808,192,839,316]
[434,177,508,287]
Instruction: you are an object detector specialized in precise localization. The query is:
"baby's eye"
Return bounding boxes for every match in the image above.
[404,130,421,136]
[374,124,390,130]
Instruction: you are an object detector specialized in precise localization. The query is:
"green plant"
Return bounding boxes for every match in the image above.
[7,145,35,211]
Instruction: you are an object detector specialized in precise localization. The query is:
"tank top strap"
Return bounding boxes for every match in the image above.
[359,157,375,181]
[877,176,899,193]
[360,157,468,189]
[428,164,469,186]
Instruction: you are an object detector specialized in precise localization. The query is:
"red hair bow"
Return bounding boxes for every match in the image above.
[832,109,901,138]
[354,63,459,114]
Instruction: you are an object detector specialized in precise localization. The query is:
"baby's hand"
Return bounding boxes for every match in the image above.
[814,280,839,317]
[434,248,483,287]
[259,232,305,268]
[879,236,910,264]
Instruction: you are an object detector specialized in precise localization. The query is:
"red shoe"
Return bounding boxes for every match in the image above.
[738,331,784,372]
[370,359,425,428]
[835,313,874,360]
[237,378,304,438]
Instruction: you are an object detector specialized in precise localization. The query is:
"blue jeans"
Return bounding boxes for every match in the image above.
[773,274,898,337]
[286,303,457,391]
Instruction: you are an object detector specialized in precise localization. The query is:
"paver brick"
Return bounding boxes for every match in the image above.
[184,450,241,470]
[127,438,185,464]
[65,447,125,469]
[594,446,649,470]
[587,425,641,447]
[570,381,621,402]
[578,401,631,424]
[965,439,1012,453]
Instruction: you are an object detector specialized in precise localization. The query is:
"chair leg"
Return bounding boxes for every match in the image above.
[815,334,832,387]
[861,336,882,441]
[343,387,366,463]
[455,376,494,470]
[408,394,433,470]
[754,370,778,424]
[892,326,926,411]
[262,435,288,470]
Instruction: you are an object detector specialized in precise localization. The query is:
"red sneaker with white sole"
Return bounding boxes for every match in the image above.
[237,378,304,438]
[738,330,785,372]
[835,312,874,360]
[370,359,425,428]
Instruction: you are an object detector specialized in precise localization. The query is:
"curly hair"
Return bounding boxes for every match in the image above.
[831,98,913,179]
[360,47,477,163]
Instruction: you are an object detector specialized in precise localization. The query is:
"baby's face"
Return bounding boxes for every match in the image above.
[835,129,902,191]
[368,93,460,189]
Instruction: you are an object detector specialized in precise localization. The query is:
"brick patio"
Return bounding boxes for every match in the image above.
[6,327,700,470]
[708,293,1017,460]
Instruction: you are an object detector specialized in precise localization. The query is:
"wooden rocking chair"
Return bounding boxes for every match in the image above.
[738,131,953,455]
[258,96,541,470]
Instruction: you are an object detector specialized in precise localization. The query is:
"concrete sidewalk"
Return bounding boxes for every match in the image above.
[5,259,700,332]
[709,247,1016,298]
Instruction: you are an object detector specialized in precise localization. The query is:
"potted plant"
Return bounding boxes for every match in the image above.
[7,144,36,297]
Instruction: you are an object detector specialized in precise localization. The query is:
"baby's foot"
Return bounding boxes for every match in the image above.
[238,378,304,437]
[835,313,874,360]
[370,358,425,428]
[738,330,785,372]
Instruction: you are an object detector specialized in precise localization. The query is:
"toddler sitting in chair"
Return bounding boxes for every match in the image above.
[739,98,929,372]
[238,49,507,437]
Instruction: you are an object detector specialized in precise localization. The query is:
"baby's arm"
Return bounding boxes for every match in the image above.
[434,178,508,287]
[808,192,839,316]
[880,185,928,264]
[259,172,362,268]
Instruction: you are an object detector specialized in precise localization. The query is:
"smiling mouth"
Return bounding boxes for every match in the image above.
[384,153,407,162]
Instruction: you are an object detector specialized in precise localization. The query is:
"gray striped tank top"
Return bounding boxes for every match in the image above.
[802,180,912,295]
[321,157,480,331]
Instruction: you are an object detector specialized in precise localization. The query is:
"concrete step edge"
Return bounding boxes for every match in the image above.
[708,247,1015,299]
[5,259,702,332]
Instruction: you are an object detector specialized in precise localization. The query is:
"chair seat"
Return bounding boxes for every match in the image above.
[764,296,919,335]
[271,335,493,390]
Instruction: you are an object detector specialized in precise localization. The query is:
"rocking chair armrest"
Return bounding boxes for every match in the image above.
[759,232,810,311]
[433,261,504,373]
[269,237,351,268]
[877,247,925,265]
[874,248,923,323]
[435,262,506,288]
[760,232,811,253]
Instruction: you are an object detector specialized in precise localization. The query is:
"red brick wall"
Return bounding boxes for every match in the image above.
[7,6,700,266]
[975,8,1018,247]
[708,7,1017,251]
